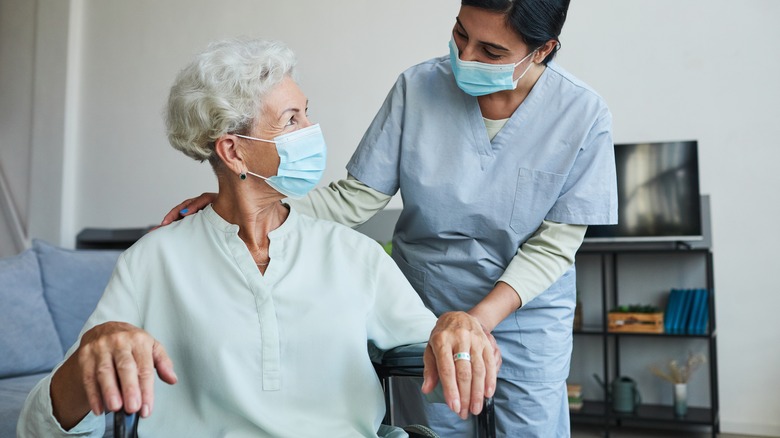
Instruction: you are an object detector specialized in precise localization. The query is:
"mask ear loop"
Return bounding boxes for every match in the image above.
[245,170,270,181]
[232,133,282,185]
[512,49,539,86]
[234,133,275,144]
[233,133,272,181]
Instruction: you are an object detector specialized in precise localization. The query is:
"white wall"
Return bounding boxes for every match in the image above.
[1,0,779,435]
[0,0,36,254]
[72,0,457,231]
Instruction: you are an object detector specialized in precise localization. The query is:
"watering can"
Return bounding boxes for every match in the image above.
[593,374,642,413]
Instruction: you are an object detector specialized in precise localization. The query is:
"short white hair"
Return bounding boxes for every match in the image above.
[165,38,297,162]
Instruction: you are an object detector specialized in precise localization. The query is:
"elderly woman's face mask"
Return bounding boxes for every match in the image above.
[235,124,327,199]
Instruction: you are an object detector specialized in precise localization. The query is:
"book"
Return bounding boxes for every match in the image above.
[697,289,710,334]
[670,289,687,334]
[677,289,696,334]
[676,289,694,334]
[664,289,681,334]
[693,289,710,335]
[689,289,708,335]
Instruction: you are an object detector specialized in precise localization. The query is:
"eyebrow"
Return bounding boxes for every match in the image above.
[278,99,309,119]
[455,17,510,52]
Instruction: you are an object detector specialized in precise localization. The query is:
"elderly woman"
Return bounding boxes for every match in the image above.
[17,38,496,437]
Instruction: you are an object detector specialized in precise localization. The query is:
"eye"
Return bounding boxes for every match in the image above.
[483,49,502,60]
[284,116,296,127]
[454,29,468,41]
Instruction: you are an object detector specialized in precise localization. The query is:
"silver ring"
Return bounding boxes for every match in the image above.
[453,352,471,362]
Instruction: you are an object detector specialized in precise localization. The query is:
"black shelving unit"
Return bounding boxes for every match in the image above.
[571,245,720,437]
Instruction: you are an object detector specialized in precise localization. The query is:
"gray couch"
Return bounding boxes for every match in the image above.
[0,240,120,437]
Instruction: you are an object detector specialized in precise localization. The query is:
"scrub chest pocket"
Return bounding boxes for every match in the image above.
[510,168,568,235]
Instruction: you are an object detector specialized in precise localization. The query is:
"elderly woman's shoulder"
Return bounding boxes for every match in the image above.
[295,213,385,251]
[124,214,203,257]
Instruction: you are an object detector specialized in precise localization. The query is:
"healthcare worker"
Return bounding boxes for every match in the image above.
[164,0,616,436]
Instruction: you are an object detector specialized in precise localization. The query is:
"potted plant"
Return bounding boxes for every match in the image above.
[649,351,707,417]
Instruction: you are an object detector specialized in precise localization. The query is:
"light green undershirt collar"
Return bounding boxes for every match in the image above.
[483,117,510,141]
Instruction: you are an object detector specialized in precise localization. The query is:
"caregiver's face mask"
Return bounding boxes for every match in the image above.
[234,123,327,199]
[449,36,537,97]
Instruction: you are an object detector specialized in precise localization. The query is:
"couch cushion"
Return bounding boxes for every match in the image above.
[34,240,121,353]
[0,249,63,378]
[0,372,49,438]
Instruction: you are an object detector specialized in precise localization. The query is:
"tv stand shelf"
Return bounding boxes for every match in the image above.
[570,245,719,437]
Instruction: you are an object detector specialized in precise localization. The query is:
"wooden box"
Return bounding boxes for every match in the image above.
[607,312,664,333]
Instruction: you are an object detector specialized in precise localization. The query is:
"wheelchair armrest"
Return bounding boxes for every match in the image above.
[379,342,427,368]
[377,342,496,438]
[374,342,428,379]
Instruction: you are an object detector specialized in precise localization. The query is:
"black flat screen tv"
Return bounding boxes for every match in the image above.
[584,140,702,243]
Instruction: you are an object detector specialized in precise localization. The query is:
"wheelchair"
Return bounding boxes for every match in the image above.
[115,342,495,438]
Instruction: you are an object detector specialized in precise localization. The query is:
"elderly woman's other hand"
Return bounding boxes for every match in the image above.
[421,311,499,420]
[50,322,177,429]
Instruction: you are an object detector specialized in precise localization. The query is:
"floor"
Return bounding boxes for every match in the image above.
[573,425,759,438]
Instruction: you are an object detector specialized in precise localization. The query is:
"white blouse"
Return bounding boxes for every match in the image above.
[19,205,436,437]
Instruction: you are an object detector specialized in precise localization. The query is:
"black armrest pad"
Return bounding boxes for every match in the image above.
[380,342,427,368]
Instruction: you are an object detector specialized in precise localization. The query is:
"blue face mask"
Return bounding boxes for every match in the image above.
[234,124,327,199]
[448,36,536,97]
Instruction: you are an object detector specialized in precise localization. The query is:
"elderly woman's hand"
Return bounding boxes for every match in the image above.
[159,192,217,227]
[421,311,500,419]
[50,322,177,429]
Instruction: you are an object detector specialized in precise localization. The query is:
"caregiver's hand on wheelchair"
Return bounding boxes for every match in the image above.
[423,311,501,420]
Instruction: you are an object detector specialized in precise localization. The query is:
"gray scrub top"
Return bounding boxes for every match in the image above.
[347,56,617,382]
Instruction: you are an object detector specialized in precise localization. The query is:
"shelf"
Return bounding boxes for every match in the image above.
[574,328,714,339]
[572,401,716,425]
[607,331,713,339]
[578,243,711,254]
[574,326,606,335]
[571,245,719,436]
[570,400,607,418]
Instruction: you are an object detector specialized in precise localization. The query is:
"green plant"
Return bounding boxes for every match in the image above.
[610,304,660,313]
[376,241,392,255]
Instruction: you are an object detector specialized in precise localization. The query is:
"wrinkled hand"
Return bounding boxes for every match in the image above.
[421,311,499,419]
[75,322,176,417]
[158,192,217,227]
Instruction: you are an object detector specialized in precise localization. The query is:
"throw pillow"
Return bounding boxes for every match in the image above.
[34,240,121,352]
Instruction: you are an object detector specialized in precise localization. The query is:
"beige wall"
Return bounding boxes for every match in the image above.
[1,0,778,434]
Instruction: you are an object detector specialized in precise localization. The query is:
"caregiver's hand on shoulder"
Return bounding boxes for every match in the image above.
[50,322,177,429]
[159,192,217,227]
[422,311,499,420]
